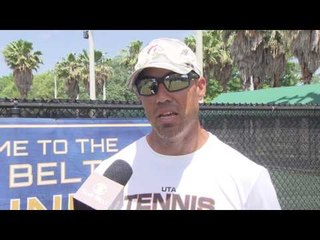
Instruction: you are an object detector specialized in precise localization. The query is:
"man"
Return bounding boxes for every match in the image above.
[93,38,281,210]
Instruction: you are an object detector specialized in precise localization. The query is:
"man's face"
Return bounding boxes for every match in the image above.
[137,68,206,141]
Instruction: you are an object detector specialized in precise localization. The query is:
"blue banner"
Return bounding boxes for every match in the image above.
[0,118,151,210]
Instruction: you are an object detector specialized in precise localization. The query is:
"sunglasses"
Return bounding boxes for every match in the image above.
[135,71,200,96]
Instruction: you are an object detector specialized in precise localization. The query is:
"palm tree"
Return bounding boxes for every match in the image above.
[120,40,143,72]
[185,31,233,92]
[77,50,113,98]
[286,30,320,84]
[55,53,81,100]
[225,30,286,90]
[227,30,264,90]
[95,58,113,98]
[206,31,233,92]
[2,39,43,98]
[263,30,286,87]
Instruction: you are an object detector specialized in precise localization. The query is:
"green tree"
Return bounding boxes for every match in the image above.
[205,79,223,102]
[2,39,43,98]
[279,61,300,87]
[105,56,138,102]
[28,71,67,99]
[0,75,19,98]
[226,67,242,92]
[205,67,242,103]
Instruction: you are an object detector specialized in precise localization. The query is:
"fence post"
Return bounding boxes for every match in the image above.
[11,100,20,117]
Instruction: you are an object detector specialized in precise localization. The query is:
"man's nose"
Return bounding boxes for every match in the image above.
[155,83,172,103]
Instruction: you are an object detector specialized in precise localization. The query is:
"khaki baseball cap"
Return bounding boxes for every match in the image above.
[128,38,201,89]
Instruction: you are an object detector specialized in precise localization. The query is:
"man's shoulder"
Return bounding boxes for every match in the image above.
[208,133,265,171]
[94,135,147,174]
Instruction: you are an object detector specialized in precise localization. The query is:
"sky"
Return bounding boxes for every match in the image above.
[0,30,194,77]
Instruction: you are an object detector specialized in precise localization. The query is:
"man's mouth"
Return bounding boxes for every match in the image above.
[158,112,177,118]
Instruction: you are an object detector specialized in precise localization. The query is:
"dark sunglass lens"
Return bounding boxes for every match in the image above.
[166,79,190,91]
[164,75,190,92]
[137,78,158,96]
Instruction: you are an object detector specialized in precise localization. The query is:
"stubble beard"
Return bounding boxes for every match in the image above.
[153,117,196,144]
[154,123,184,142]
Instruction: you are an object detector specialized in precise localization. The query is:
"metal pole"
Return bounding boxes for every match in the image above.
[54,74,57,99]
[195,30,203,76]
[88,30,96,100]
[103,80,106,100]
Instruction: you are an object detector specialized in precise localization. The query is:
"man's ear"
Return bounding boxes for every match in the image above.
[197,76,206,103]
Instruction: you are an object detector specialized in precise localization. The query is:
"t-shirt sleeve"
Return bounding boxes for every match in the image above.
[244,167,281,210]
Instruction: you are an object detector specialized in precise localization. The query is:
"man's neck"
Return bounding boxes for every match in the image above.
[147,127,209,156]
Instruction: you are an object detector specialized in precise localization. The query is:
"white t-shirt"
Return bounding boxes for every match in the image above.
[95,132,281,210]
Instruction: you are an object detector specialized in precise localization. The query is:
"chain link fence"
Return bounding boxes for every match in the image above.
[1,98,319,209]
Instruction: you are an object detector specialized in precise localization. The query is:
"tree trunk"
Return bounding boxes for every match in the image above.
[13,69,33,99]
[301,64,312,84]
[272,74,281,87]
